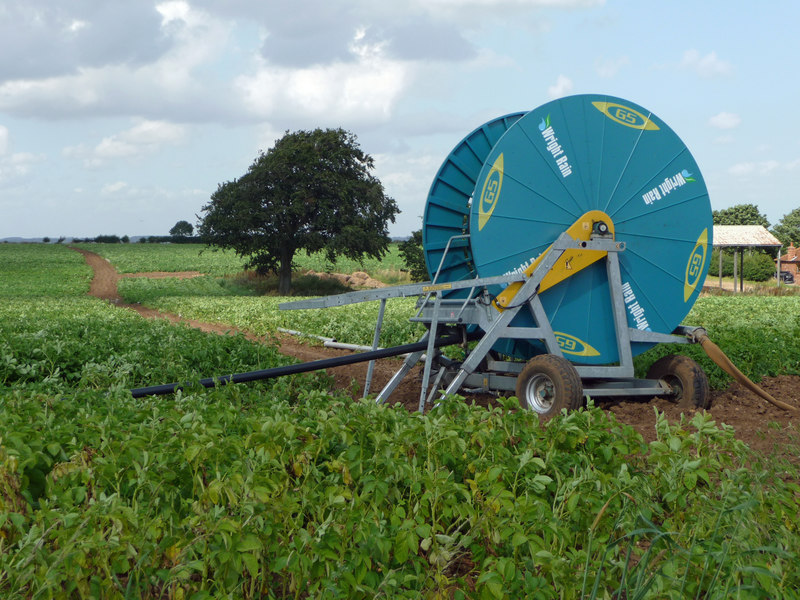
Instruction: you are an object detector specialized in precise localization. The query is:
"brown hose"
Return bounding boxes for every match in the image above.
[697,334,798,412]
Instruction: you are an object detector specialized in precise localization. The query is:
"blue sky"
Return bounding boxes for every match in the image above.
[1,0,798,239]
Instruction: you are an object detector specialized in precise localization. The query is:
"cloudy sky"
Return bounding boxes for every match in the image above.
[1,0,799,239]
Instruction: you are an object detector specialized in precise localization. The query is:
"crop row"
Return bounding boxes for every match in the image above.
[74,242,409,277]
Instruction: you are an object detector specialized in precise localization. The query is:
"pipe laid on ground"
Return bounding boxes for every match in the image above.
[130,331,471,398]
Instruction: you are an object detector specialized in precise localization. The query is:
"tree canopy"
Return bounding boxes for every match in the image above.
[170,220,194,237]
[771,208,800,246]
[398,229,428,282]
[712,203,770,227]
[198,128,399,294]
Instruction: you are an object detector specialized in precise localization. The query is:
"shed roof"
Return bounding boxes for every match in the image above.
[712,225,782,247]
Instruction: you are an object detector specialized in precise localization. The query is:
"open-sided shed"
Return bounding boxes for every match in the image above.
[711,225,783,292]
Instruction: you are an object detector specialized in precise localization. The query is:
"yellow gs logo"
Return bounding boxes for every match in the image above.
[554,332,600,357]
[684,228,708,301]
[592,101,660,131]
[478,153,504,231]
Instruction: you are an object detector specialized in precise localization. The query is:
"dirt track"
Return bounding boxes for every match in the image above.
[72,247,800,460]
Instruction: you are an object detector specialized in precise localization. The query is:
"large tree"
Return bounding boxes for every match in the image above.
[771,207,800,246]
[169,220,194,237]
[712,203,770,227]
[198,128,399,294]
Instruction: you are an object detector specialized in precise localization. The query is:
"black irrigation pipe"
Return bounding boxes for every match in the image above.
[130,330,477,398]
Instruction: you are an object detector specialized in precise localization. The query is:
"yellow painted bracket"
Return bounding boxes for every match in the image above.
[494,210,614,310]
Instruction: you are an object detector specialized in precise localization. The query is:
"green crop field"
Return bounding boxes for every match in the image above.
[1,243,799,599]
[77,242,409,278]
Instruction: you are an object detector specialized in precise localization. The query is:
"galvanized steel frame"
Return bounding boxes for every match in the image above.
[280,232,701,410]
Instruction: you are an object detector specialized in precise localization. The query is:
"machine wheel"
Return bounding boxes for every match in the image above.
[646,355,710,409]
[515,354,584,419]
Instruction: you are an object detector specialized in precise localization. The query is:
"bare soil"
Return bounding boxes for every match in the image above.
[72,247,800,461]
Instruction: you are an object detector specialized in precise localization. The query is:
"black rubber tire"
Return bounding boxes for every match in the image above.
[515,354,584,419]
[646,354,711,410]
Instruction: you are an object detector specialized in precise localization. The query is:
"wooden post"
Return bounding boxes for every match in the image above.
[740,250,744,292]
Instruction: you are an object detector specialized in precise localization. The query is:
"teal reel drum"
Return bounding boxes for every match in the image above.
[422,112,525,293]
[423,94,713,365]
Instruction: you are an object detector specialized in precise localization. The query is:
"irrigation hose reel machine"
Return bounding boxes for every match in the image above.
[282,94,718,418]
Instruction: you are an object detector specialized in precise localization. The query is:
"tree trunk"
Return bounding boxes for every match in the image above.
[278,247,293,295]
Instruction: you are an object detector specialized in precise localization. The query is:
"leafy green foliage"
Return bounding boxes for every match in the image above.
[771,207,800,245]
[635,295,800,388]
[169,220,194,237]
[198,128,399,293]
[0,244,91,297]
[2,390,798,598]
[0,298,304,393]
[399,229,429,281]
[3,243,800,597]
[742,251,778,281]
[712,203,770,227]
[293,244,408,275]
[79,242,409,280]
[73,243,245,275]
[118,280,424,349]
[708,248,778,281]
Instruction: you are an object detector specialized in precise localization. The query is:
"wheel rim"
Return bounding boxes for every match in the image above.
[661,374,684,401]
[525,373,556,413]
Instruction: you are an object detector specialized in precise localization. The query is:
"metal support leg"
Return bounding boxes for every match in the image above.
[528,294,562,357]
[606,251,634,377]
[424,365,449,409]
[418,292,441,412]
[375,331,429,404]
[363,298,386,398]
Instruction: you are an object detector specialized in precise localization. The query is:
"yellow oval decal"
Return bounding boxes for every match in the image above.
[478,153,504,231]
[684,228,708,301]
[592,101,660,131]
[554,331,600,357]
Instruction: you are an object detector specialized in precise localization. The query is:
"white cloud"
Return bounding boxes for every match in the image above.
[111,120,186,148]
[0,127,44,183]
[728,159,798,177]
[0,2,231,121]
[65,19,88,34]
[64,120,187,166]
[0,151,45,184]
[547,74,573,98]
[709,112,741,130]
[681,49,732,78]
[156,1,191,25]
[713,135,735,145]
[594,55,629,78]
[101,181,128,194]
[423,0,604,8]
[236,30,408,124]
